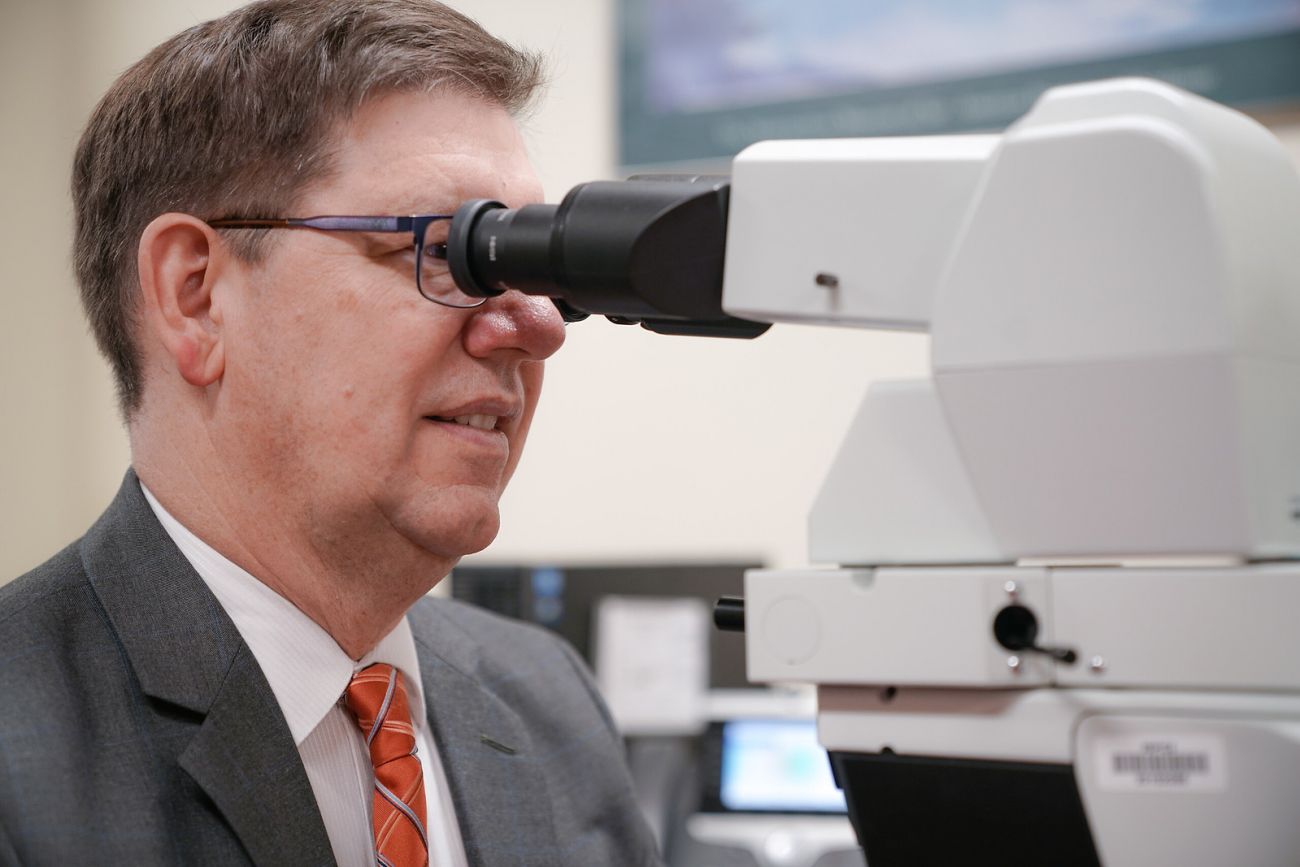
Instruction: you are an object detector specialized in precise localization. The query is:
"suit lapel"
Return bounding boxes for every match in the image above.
[82,471,334,866]
[179,644,335,866]
[413,608,562,867]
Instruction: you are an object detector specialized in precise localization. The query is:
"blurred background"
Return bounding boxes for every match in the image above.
[4,3,1300,863]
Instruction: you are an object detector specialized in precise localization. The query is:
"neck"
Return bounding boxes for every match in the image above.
[131,419,452,660]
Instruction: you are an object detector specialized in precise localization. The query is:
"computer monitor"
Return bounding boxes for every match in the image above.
[700,719,848,815]
[449,563,759,690]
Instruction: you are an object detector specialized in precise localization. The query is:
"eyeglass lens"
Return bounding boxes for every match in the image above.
[417,219,481,308]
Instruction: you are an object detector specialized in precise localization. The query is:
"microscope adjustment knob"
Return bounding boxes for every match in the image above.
[713,596,745,632]
[992,604,1078,665]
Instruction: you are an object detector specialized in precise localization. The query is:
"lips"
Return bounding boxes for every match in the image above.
[422,397,518,439]
[427,413,499,431]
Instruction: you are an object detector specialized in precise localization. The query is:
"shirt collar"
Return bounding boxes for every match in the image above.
[141,484,429,745]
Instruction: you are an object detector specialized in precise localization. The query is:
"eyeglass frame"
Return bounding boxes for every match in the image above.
[206,214,481,308]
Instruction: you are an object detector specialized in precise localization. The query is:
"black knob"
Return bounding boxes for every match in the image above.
[992,604,1078,665]
[993,604,1039,651]
[714,596,745,632]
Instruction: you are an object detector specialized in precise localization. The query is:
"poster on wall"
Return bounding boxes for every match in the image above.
[618,0,1300,167]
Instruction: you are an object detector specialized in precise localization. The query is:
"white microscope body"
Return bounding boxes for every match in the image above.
[722,79,1300,866]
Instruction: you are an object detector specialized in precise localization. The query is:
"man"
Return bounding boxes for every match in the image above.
[0,2,663,865]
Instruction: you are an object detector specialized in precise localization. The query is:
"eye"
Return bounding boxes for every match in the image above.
[420,246,452,276]
[418,246,462,295]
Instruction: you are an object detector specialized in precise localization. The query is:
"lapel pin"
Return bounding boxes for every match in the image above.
[479,734,517,755]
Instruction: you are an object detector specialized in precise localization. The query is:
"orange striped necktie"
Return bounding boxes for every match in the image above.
[345,663,429,867]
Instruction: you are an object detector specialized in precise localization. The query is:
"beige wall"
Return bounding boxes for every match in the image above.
[2,0,1297,581]
[1,0,244,580]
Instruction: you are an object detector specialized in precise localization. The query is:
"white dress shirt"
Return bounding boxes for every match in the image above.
[142,486,469,867]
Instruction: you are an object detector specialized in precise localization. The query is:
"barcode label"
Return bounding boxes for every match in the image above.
[1094,734,1227,792]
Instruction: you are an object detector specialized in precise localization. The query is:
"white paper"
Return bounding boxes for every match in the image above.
[593,595,710,735]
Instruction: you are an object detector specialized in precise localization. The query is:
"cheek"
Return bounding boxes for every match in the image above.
[225,255,472,468]
[325,311,470,458]
[222,300,365,449]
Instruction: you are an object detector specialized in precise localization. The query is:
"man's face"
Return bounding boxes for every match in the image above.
[217,89,565,563]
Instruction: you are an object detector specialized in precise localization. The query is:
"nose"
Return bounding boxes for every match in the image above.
[462,290,566,361]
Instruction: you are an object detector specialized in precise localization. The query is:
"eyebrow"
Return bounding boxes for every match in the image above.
[382,197,464,216]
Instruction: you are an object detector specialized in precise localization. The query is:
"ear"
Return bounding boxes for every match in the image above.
[137,213,228,389]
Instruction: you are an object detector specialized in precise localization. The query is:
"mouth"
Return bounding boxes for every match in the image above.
[425,413,501,432]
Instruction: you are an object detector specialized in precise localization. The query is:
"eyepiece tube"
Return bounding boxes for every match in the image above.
[448,199,562,298]
[443,177,770,338]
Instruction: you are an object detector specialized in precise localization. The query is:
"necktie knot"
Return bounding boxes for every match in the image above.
[346,663,418,767]
[344,663,429,867]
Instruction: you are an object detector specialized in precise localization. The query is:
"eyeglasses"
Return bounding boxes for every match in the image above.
[207,214,481,308]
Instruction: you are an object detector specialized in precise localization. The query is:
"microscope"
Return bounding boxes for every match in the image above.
[442,79,1300,866]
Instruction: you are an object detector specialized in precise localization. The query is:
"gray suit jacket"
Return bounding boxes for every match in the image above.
[0,472,663,866]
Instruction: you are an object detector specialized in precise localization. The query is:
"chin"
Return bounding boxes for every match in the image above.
[402,506,502,559]
[439,517,500,558]
[379,480,507,558]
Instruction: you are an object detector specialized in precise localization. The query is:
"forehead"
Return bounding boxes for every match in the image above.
[304,89,543,214]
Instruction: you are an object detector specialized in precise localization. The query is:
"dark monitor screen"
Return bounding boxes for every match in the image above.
[449,563,758,690]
